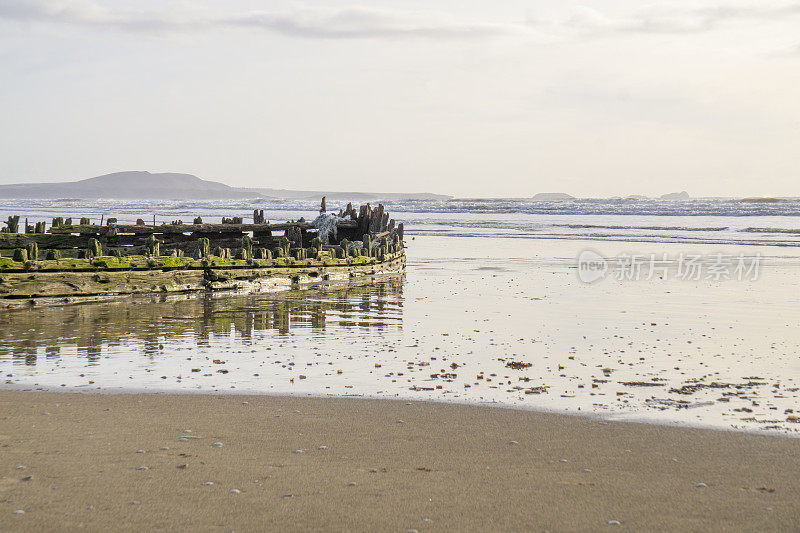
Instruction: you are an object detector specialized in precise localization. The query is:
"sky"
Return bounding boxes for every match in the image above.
[0,0,798,197]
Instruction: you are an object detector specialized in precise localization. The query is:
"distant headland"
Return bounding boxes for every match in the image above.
[529,191,691,201]
[0,171,451,201]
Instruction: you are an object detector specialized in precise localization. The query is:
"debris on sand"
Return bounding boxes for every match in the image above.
[669,380,767,395]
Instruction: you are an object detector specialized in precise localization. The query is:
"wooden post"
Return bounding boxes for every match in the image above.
[242,235,253,260]
[26,242,38,261]
[286,225,302,247]
[362,234,372,257]
[88,238,102,257]
[145,235,159,256]
[197,238,210,258]
[5,216,20,233]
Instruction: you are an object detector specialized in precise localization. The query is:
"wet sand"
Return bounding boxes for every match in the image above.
[1,391,798,531]
[3,238,800,434]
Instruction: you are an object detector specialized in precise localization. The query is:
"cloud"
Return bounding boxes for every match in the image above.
[0,0,519,39]
[4,0,798,44]
[225,7,516,39]
[529,2,800,36]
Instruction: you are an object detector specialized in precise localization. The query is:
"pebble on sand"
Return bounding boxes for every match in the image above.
[230,489,241,494]
[696,482,708,488]
[136,466,148,471]
[203,481,214,486]
[13,510,24,515]
[608,520,620,525]
[347,482,357,487]
[213,442,223,447]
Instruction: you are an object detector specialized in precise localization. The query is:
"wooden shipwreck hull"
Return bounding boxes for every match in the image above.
[0,200,405,302]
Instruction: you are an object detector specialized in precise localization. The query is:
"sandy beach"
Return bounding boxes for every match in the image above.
[3,0,800,529]
[1,391,798,532]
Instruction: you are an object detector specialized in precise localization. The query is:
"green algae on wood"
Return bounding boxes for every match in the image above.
[0,199,405,300]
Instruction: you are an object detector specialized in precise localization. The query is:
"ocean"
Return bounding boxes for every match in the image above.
[1,197,799,435]
[2,197,799,247]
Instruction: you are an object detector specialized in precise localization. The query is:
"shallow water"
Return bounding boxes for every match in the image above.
[2,236,799,435]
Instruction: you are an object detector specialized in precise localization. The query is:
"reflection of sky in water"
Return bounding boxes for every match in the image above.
[2,236,800,436]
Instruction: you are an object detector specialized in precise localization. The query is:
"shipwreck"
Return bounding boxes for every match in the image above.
[0,199,405,302]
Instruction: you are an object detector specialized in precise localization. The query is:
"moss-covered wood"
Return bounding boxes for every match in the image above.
[0,199,406,300]
[0,254,404,299]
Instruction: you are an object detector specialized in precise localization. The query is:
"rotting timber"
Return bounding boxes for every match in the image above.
[0,199,405,302]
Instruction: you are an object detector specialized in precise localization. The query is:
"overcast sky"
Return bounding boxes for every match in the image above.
[0,0,798,197]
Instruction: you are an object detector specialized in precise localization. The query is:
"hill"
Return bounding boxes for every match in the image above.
[531,192,575,201]
[0,171,450,201]
[660,191,690,200]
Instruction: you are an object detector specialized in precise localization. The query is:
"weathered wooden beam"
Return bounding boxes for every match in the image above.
[285,225,302,247]
[369,204,384,233]
[47,220,358,235]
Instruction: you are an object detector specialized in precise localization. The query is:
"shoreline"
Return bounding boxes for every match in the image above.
[3,384,799,440]
[2,390,798,531]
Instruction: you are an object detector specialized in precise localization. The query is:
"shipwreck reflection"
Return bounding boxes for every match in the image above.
[0,277,404,365]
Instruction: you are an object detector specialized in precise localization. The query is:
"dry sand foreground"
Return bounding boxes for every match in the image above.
[1,392,798,532]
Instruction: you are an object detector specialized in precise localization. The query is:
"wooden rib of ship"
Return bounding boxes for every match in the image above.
[0,198,405,302]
